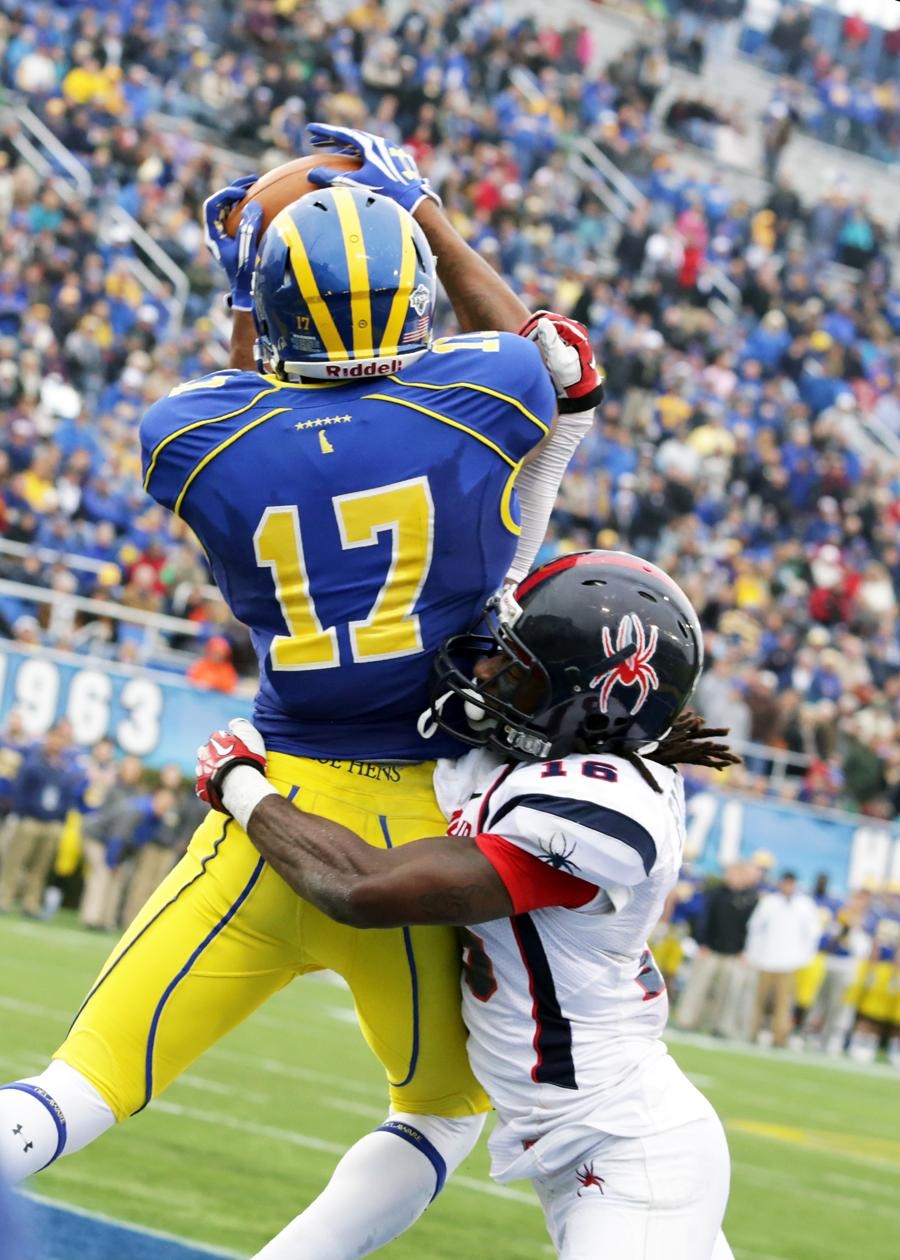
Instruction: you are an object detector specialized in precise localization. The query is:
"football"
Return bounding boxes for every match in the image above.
[223,152,362,237]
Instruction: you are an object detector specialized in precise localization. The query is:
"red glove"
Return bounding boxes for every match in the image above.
[518,310,605,414]
[195,718,267,813]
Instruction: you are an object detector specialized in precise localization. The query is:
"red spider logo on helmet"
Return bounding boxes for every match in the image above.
[590,612,659,715]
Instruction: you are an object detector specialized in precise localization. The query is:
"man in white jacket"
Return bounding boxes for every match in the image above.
[745,871,822,1048]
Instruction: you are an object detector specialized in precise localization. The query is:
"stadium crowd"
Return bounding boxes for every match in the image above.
[0,0,898,829]
[737,0,900,163]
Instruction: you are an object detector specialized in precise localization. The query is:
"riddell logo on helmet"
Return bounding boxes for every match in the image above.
[325,359,403,377]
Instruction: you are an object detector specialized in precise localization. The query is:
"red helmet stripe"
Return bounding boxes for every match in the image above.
[516,551,683,600]
[516,553,592,599]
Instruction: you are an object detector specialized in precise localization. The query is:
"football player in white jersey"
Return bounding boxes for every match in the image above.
[196,552,739,1259]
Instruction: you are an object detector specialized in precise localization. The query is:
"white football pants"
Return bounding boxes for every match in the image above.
[533,1113,733,1259]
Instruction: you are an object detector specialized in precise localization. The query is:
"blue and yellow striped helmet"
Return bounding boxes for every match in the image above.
[252,187,436,380]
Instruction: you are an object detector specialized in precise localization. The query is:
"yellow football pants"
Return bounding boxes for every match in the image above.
[56,754,489,1122]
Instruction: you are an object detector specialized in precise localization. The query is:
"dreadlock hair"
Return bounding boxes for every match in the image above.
[615,710,742,794]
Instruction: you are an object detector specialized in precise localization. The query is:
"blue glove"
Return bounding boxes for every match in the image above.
[202,176,263,311]
[305,123,441,215]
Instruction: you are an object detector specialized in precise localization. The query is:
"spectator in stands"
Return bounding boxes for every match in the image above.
[745,870,822,1047]
[186,635,239,693]
[676,860,760,1038]
[0,0,897,820]
[0,723,82,917]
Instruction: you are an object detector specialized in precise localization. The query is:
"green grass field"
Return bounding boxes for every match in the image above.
[1,913,896,1259]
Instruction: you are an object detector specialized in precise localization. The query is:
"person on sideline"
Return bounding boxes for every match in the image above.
[745,870,822,1047]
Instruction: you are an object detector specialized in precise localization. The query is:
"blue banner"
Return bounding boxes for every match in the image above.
[0,644,252,774]
[2,643,898,892]
[685,786,900,895]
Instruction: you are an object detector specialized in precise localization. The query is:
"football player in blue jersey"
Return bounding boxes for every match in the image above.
[0,127,604,1258]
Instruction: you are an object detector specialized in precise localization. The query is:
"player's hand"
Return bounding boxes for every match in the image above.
[304,123,441,215]
[517,311,605,414]
[202,177,263,311]
[196,718,268,814]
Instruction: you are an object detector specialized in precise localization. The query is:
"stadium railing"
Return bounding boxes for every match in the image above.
[0,539,220,605]
[6,99,190,339]
[0,578,204,672]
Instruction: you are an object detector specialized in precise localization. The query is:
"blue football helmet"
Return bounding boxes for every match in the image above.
[252,187,437,380]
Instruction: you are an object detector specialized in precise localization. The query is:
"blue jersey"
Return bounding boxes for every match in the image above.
[141,333,555,759]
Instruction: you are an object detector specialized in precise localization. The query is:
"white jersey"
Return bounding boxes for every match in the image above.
[434,748,717,1182]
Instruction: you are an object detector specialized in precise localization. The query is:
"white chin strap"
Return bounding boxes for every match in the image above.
[463,688,496,731]
[416,685,498,741]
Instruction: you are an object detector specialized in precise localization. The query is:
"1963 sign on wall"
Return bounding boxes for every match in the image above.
[0,645,251,770]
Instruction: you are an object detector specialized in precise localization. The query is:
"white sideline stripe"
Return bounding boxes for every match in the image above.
[5,920,117,950]
[0,994,68,1020]
[665,1028,900,1079]
[153,1099,540,1207]
[176,1072,268,1105]
[207,1046,384,1099]
[327,1005,359,1024]
[16,1189,242,1257]
[732,1160,900,1218]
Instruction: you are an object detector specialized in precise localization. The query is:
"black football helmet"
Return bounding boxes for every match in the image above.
[424,551,704,761]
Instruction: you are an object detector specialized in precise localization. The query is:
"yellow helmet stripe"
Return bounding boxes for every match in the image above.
[379,211,416,356]
[273,208,347,361]
[331,188,372,358]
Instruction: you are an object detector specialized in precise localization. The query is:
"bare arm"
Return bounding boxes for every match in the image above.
[229,309,257,371]
[413,200,529,334]
[244,792,513,928]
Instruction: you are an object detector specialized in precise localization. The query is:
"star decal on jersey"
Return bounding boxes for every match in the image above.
[294,414,352,431]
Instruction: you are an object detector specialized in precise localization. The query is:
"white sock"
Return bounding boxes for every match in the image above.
[0,1060,115,1184]
[253,1111,485,1259]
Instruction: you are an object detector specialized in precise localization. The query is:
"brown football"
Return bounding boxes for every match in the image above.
[223,152,362,237]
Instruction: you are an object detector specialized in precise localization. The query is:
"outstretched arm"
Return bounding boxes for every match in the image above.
[412,200,529,333]
[305,123,529,333]
[241,787,513,928]
[194,721,511,927]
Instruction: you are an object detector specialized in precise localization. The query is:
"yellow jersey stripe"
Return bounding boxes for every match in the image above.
[362,394,516,467]
[500,462,523,537]
[273,208,347,361]
[143,386,281,492]
[380,217,416,355]
[331,188,372,358]
[385,375,549,435]
[173,407,289,516]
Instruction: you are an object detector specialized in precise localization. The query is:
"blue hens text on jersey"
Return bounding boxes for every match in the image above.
[140,333,555,759]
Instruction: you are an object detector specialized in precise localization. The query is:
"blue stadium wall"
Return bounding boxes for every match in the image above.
[1,644,897,895]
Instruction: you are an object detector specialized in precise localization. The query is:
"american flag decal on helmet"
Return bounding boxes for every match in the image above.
[402,312,431,344]
[590,613,659,715]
